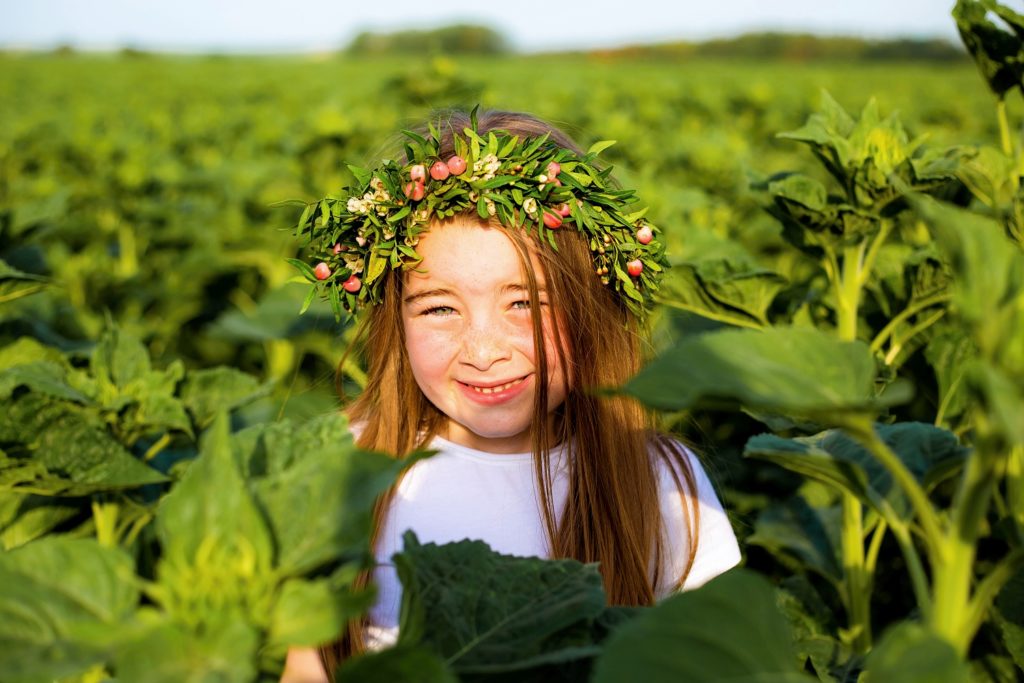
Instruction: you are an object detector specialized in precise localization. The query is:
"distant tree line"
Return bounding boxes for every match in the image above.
[344,26,964,62]
[346,25,510,56]
[587,32,966,62]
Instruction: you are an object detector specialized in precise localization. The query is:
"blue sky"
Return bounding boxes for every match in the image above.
[2,0,976,52]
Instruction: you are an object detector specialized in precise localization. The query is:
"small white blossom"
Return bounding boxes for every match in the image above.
[347,197,369,214]
[370,177,385,191]
[343,254,365,273]
[485,198,497,217]
[469,191,480,202]
[523,197,538,216]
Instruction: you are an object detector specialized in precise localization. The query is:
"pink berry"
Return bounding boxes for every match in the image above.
[404,181,425,201]
[546,161,561,178]
[557,203,571,217]
[410,164,426,182]
[627,260,643,277]
[343,274,361,293]
[447,155,467,175]
[636,226,653,245]
[332,243,345,254]
[314,262,331,280]
[543,211,563,229]
[430,160,450,180]
[549,178,562,187]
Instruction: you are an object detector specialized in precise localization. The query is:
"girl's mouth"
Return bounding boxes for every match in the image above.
[467,377,526,394]
[458,375,531,403]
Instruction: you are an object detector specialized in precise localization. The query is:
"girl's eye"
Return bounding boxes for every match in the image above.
[422,305,456,317]
[511,299,547,311]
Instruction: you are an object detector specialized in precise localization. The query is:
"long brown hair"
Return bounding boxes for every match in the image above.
[319,109,700,677]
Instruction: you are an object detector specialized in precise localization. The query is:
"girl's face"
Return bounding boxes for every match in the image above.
[401,218,569,454]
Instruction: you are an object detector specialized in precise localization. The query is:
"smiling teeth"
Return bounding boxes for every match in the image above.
[469,377,525,394]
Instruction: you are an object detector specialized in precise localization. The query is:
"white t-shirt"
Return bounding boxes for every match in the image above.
[365,434,741,650]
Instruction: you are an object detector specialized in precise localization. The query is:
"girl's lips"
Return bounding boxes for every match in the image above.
[457,375,531,405]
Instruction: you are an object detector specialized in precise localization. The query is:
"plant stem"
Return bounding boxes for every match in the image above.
[144,433,171,461]
[883,309,947,367]
[963,547,1024,641]
[843,416,945,558]
[931,422,1000,655]
[997,98,1013,158]
[841,492,872,652]
[870,293,952,354]
[887,519,933,620]
[836,244,866,342]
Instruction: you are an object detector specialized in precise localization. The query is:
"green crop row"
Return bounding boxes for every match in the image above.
[0,1,1021,680]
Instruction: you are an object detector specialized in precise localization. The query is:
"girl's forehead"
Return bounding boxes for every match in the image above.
[404,220,545,292]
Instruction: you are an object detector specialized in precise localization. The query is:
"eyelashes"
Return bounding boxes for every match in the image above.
[418,300,548,317]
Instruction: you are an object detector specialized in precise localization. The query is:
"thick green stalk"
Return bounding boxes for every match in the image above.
[997,98,1013,158]
[843,416,945,558]
[841,494,872,653]
[932,424,1000,655]
[836,244,866,342]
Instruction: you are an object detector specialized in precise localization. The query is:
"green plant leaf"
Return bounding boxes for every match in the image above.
[0,394,169,494]
[395,533,608,674]
[592,568,813,683]
[994,567,1024,670]
[335,644,459,683]
[745,422,967,519]
[859,622,969,682]
[114,611,259,683]
[623,326,910,420]
[154,412,275,623]
[179,366,270,429]
[953,0,1024,99]
[265,577,376,650]
[0,537,138,682]
[0,361,90,403]
[747,496,843,584]
[243,413,419,577]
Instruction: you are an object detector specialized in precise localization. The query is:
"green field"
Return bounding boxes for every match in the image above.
[1,39,1022,682]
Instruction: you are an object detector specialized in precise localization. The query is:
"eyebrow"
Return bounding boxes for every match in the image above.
[402,283,546,306]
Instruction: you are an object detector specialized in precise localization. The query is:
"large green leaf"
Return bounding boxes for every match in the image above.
[745,422,967,519]
[179,366,270,429]
[953,0,1024,99]
[0,361,91,403]
[860,623,969,682]
[114,611,259,683]
[747,496,843,584]
[623,326,910,420]
[395,533,608,675]
[153,412,275,625]
[917,194,1023,359]
[592,568,813,683]
[265,575,375,650]
[244,413,417,577]
[0,394,169,494]
[657,260,786,328]
[335,644,459,683]
[994,567,1024,670]
[0,490,81,550]
[0,537,138,682]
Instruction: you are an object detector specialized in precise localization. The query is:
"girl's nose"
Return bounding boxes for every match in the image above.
[459,324,512,370]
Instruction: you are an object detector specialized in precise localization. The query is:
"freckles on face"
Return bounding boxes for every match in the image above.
[400,219,569,454]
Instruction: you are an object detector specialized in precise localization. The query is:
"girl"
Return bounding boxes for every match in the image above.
[282,109,741,682]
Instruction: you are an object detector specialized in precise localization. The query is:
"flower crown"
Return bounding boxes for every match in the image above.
[291,111,668,321]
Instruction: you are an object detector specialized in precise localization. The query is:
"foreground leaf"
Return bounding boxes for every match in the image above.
[395,533,608,675]
[335,644,458,683]
[623,326,910,420]
[745,422,967,520]
[592,568,813,683]
[0,537,138,682]
[860,622,969,682]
